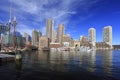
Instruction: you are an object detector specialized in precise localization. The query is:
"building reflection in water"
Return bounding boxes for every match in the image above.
[87,51,96,72]
[49,51,70,72]
[36,50,96,72]
[22,50,112,74]
[102,50,112,75]
[79,51,96,72]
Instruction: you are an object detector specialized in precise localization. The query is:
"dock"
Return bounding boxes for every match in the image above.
[0,54,15,62]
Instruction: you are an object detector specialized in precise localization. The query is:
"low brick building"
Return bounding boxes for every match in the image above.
[50,43,61,48]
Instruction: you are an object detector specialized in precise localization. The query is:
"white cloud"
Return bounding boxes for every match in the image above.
[1,0,100,37]
[17,24,33,36]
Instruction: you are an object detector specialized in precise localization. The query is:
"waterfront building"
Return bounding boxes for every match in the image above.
[50,43,61,48]
[3,32,24,47]
[63,34,71,47]
[51,29,56,43]
[0,23,8,38]
[80,36,88,43]
[70,39,80,48]
[89,28,96,42]
[57,24,64,46]
[103,26,112,48]
[39,36,50,50]
[96,42,111,49]
[32,30,42,47]
[80,36,90,47]
[88,28,96,47]
[46,18,53,41]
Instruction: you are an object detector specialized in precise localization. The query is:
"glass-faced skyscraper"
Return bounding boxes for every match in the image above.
[103,26,112,47]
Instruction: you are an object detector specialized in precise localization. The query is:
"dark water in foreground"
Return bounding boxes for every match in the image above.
[0,50,120,80]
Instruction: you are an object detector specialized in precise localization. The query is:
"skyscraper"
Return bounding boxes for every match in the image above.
[88,28,96,47]
[103,26,112,47]
[57,24,64,45]
[32,30,42,46]
[46,18,53,41]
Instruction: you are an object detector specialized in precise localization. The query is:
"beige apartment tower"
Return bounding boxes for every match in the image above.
[103,26,112,47]
[89,28,96,42]
[57,24,64,46]
[46,18,53,41]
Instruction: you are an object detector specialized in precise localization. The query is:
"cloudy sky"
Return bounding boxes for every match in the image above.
[0,0,120,45]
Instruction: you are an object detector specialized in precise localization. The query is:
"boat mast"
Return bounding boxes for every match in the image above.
[8,5,12,47]
[13,16,17,49]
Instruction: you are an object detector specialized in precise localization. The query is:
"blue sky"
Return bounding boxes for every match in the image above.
[0,0,120,45]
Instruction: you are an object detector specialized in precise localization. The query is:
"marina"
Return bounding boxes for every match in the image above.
[0,0,120,80]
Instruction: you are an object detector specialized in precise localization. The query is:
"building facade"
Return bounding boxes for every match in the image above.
[3,32,24,47]
[103,26,112,47]
[89,28,96,42]
[39,36,50,49]
[32,30,42,46]
[63,34,71,47]
[46,18,53,41]
[88,28,96,47]
[57,24,64,46]
[51,29,56,43]
[80,36,88,43]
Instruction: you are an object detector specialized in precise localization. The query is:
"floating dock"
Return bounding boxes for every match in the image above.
[0,54,15,62]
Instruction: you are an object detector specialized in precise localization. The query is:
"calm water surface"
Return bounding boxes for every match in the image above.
[0,50,120,80]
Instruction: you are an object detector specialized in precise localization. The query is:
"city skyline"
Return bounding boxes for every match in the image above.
[0,0,120,45]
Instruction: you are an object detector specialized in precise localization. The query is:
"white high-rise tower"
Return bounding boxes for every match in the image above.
[89,28,96,46]
[103,26,112,47]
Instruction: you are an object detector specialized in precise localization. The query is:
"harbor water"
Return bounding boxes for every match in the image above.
[0,50,120,80]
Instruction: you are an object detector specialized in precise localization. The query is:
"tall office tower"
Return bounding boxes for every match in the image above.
[46,18,53,41]
[32,30,42,46]
[51,29,56,43]
[57,24,64,45]
[103,26,112,47]
[89,28,96,46]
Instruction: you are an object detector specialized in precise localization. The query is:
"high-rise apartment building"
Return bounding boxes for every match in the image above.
[103,26,112,47]
[88,28,96,46]
[46,18,53,41]
[89,28,96,42]
[57,24,64,45]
